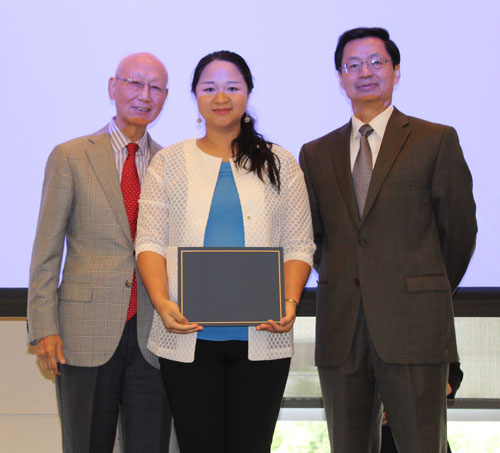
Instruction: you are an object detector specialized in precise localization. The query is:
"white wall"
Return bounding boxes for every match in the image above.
[1,0,499,288]
[1,1,499,450]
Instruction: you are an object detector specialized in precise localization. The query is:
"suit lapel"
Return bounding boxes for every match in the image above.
[329,121,362,227]
[85,129,133,245]
[148,135,162,157]
[362,108,410,222]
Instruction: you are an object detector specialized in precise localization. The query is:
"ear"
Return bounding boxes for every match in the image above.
[108,77,116,100]
[394,65,401,86]
[159,89,169,108]
[339,70,345,91]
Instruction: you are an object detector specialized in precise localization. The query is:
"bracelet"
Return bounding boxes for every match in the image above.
[285,297,299,307]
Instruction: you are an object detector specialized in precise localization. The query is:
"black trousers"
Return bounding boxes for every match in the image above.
[56,316,171,453]
[160,339,290,453]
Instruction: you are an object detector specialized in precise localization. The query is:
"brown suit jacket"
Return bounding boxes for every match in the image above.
[299,108,477,367]
[28,127,161,368]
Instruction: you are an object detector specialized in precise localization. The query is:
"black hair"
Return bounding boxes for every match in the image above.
[191,50,280,190]
[334,27,401,72]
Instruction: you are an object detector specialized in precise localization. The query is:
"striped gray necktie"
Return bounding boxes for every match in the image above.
[352,124,374,217]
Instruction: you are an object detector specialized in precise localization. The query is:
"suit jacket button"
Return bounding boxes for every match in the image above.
[354,278,360,286]
[125,280,132,287]
[359,239,367,246]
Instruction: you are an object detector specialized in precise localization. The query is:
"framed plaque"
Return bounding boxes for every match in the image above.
[178,247,284,326]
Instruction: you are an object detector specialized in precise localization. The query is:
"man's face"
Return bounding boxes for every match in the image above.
[339,37,400,109]
[108,53,168,136]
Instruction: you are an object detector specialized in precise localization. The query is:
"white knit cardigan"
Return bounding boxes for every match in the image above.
[136,139,315,363]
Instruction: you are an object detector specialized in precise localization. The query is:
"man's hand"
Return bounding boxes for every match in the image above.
[36,334,66,376]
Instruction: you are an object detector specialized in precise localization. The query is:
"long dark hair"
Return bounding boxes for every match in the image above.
[192,50,281,190]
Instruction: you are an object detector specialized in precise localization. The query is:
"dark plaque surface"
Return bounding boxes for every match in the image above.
[178,247,284,326]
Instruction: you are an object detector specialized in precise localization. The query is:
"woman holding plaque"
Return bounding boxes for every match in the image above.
[136,50,314,453]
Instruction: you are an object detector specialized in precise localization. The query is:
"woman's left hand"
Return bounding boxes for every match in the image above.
[256,299,297,333]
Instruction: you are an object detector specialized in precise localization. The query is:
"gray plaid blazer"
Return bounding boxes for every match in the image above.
[27,126,161,368]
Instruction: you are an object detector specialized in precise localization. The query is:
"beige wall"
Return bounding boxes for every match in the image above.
[1,316,499,452]
[285,317,500,400]
[0,317,61,453]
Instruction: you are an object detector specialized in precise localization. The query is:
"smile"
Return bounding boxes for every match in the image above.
[213,109,231,114]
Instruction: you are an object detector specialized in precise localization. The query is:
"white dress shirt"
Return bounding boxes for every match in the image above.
[108,118,150,184]
[350,106,394,171]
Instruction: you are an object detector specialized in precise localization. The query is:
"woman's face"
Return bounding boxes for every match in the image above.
[195,60,249,131]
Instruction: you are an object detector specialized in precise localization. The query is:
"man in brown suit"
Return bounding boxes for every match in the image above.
[28,52,171,452]
[299,28,477,452]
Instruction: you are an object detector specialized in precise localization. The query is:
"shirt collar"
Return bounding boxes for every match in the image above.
[351,105,394,141]
[108,117,149,153]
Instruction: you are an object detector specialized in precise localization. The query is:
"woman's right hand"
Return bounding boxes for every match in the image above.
[157,299,204,334]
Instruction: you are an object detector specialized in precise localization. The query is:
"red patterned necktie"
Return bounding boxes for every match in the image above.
[122,142,140,321]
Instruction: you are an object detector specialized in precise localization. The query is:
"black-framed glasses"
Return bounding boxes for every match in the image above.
[342,58,393,74]
[115,77,167,96]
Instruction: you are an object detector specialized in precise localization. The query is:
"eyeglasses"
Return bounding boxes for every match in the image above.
[115,77,167,96]
[342,58,393,74]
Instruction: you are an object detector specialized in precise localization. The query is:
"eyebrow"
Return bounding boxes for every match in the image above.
[199,81,243,85]
[346,53,383,61]
[126,74,164,84]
